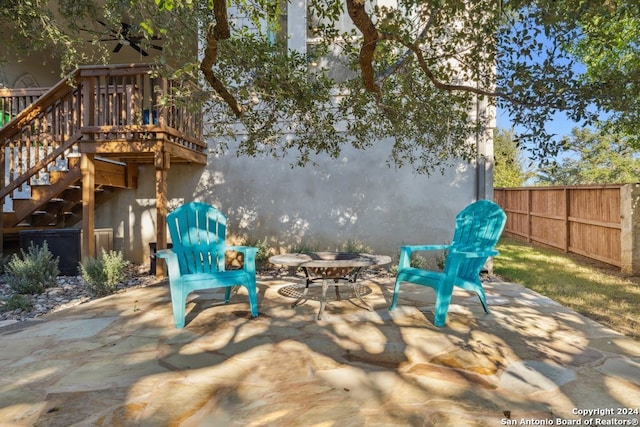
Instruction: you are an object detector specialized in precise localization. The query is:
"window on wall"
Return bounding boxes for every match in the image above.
[14,73,39,88]
[267,0,289,45]
[304,0,375,82]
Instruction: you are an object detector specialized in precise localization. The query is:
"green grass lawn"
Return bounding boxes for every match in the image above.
[494,237,640,340]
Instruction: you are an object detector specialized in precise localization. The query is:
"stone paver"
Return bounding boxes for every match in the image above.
[0,276,639,426]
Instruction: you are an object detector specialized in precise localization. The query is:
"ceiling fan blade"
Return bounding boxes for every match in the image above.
[129,42,149,56]
[92,19,160,56]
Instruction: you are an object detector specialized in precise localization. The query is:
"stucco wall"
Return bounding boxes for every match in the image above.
[96,138,488,268]
[0,55,60,89]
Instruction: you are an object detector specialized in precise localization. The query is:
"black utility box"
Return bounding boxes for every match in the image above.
[19,229,81,275]
[18,228,114,276]
[149,242,173,275]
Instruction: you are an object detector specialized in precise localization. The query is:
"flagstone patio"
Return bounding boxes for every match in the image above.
[0,274,639,426]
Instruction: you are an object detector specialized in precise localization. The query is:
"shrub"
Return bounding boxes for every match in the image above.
[0,253,12,275]
[436,251,448,271]
[6,241,59,294]
[248,237,271,270]
[410,253,429,270]
[80,249,130,296]
[340,239,372,254]
[289,241,321,254]
[0,294,33,313]
[228,238,272,271]
[389,251,429,275]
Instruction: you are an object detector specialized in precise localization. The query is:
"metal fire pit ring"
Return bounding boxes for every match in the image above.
[269,252,392,320]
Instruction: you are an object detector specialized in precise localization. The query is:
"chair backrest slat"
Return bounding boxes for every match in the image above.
[446,200,506,280]
[166,202,228,274]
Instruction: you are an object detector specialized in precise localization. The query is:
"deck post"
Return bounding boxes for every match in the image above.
[81,153,96,260]
[155,147,169,279]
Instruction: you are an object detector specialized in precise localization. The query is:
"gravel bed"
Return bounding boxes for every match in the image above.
[0,264,158,323]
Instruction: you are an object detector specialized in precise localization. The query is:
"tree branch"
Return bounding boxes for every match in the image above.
[344,2,539,109]
[377,29,534,107]
[199,0,243,117]
[346,0,382,97]
[403,37,520,103]
[375,8,437,85]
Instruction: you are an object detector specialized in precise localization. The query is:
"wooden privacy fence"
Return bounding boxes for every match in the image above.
[494,184,640,275]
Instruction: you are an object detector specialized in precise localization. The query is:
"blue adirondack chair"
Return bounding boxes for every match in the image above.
[389,200,507,327]
[156,202,259,328]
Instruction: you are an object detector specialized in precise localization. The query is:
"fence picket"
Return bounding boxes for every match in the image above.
[495,185,627,270]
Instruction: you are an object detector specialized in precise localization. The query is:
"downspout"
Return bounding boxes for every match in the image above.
[475,88,485,201]
[475,91,480,201]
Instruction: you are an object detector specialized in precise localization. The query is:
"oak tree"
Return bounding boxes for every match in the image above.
[493,128,534,187]
[1,0,638,173]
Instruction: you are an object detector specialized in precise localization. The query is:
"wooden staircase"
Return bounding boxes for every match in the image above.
[4,155,135,230]
[0,64,207,256]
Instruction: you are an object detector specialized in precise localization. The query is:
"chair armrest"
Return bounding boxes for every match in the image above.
[398,245,450,269]
[402,245,451,252]
[156,249,182,281]
[224,245,257,253]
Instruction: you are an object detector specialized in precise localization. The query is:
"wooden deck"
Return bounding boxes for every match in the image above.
[0,64,207,273]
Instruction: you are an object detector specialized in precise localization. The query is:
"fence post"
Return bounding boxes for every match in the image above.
[527,188,532,242]
[564,187,570,252]
[621,183,640,275]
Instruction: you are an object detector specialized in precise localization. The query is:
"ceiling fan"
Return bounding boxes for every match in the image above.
[94,21,163,56]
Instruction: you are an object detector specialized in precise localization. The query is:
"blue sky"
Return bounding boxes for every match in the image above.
[494,23,592,142]
[496,107,579,140]
[495,107,587,166]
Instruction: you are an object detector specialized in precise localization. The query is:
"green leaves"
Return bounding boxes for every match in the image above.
[536,128,640,185]
[4,0,639,174]
[497,0,640,159]
[493,128,535,187]
[154,0,193,11]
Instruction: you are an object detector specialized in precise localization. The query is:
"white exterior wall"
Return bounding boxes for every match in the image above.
[287,0,307,53]
[202,142,481,254]
[96,137,490,266]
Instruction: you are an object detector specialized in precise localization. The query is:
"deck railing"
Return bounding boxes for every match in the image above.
[0,88,50,125]
[0,64,205,202]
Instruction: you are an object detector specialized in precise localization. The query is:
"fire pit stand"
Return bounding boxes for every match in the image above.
[269,252,392,320]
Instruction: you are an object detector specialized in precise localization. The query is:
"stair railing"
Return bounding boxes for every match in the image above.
[0,64,205,206]
[0,74,83,202]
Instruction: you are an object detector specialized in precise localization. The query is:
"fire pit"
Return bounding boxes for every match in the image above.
[269,252,392,319]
